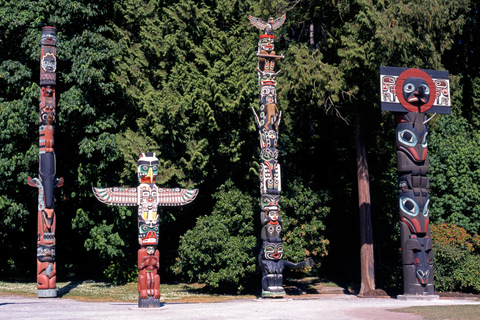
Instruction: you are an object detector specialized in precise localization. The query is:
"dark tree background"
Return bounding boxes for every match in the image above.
[1,0,479,292]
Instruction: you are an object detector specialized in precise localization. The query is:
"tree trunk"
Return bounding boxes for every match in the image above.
[355,115,376,295]
[309,21,314,47]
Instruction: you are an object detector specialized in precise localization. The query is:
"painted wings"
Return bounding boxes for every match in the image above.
[157,188,199,206]
[271,14,286,30]
[92,187,138,206]
[248,14,286,32]
[92,186,199,207]
[248,14,268,31]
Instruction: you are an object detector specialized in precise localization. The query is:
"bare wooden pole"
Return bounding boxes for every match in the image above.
[355,115,375,295]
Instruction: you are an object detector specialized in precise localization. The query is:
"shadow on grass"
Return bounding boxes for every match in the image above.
[284,277,360,296]
[57,281,81,297]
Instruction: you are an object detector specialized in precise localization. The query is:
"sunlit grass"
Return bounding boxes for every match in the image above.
[0,281,251,302]
[393,305,480,320]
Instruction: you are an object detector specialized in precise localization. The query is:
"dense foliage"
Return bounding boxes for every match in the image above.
[1,0,480,293]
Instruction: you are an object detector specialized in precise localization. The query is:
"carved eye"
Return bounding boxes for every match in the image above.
[422,132,428,148]
[400,197,419,216]
[275,243,283,253]
[404,83,415,93]
[140,225,148,233]
[419,84,430,95]
[416,270,424,278]
[398,129,417,147]
[265,245,275,253]
[276,225,281,233]
[267,226,274,234]
[423,199,429,216]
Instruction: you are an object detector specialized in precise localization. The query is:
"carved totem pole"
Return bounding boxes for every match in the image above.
[27,26,64,298]
[380,66,450,297]
[249,14,312,298]
[92,153,198,308]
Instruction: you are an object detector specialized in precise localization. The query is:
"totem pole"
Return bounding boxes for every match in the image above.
[249,14,312,298]
[380,66,450,297]
[92,152,198,308]
[27,26,64,298]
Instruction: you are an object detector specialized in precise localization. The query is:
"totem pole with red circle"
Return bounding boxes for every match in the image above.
[380,66,450,297]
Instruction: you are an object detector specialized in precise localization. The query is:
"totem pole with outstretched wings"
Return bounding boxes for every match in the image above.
[92,152,198,308]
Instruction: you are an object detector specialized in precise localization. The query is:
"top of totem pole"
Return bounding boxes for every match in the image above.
[137,152,159,184]
[380,66,450,114]
[41,26,57,47]
[248,14,286,35]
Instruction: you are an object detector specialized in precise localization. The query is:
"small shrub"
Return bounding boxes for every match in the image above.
[432,223,480,293]
[173,180,257,293]
[281,179,330,273]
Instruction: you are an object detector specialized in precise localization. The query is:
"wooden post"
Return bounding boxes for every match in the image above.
[355,115,376,295]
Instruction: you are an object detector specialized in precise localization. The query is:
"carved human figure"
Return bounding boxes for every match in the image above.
[138,246,161,300]
[259,241,313,295]
[37,245,56,290]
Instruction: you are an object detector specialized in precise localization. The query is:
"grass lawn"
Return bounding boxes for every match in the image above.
[0,280,255,303]
[393,305,480,320]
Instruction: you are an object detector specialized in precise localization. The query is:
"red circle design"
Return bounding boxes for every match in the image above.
[395,69,436,113]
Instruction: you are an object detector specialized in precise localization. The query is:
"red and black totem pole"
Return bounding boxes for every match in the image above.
[249,14,312,298]
[380,66,450,298]
[27,26,64,298]
[92,153,198,308]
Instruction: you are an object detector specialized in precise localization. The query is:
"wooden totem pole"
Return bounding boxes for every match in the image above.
[27,26,64,298]
[92,152,198,308]
[380,66,450,298]
[249,14,312,298]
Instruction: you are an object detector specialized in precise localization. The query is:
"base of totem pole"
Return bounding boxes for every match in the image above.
[261,289,286,298]
[138,295,161,308]
[37,289,57,298]
[397,294,439,301]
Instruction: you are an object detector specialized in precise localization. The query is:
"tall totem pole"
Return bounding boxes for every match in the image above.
[380,66,450,298]
[92,152,198,308]
[27,26,64,298]
[249,14,312,298]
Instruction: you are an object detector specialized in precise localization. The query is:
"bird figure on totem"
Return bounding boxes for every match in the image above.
[248,14,286,35]
[92,152,198,225]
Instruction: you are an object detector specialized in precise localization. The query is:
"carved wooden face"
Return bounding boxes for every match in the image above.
[258,37,274,51]
[39,86,55,124]
[399,189,429,234]
[138,218,159,245]
[37,245,55,262]
[402,77,431,105]
[413,242,431,284]
[137,153,159,184]
[259,71,277,87]
[263,242,283,260]
[396,113,428,165]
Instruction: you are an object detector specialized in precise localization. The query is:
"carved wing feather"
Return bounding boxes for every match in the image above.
[92,187,138,206]
[272,14,286,30]
[248,14,267,31]
[157,188,199,206]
